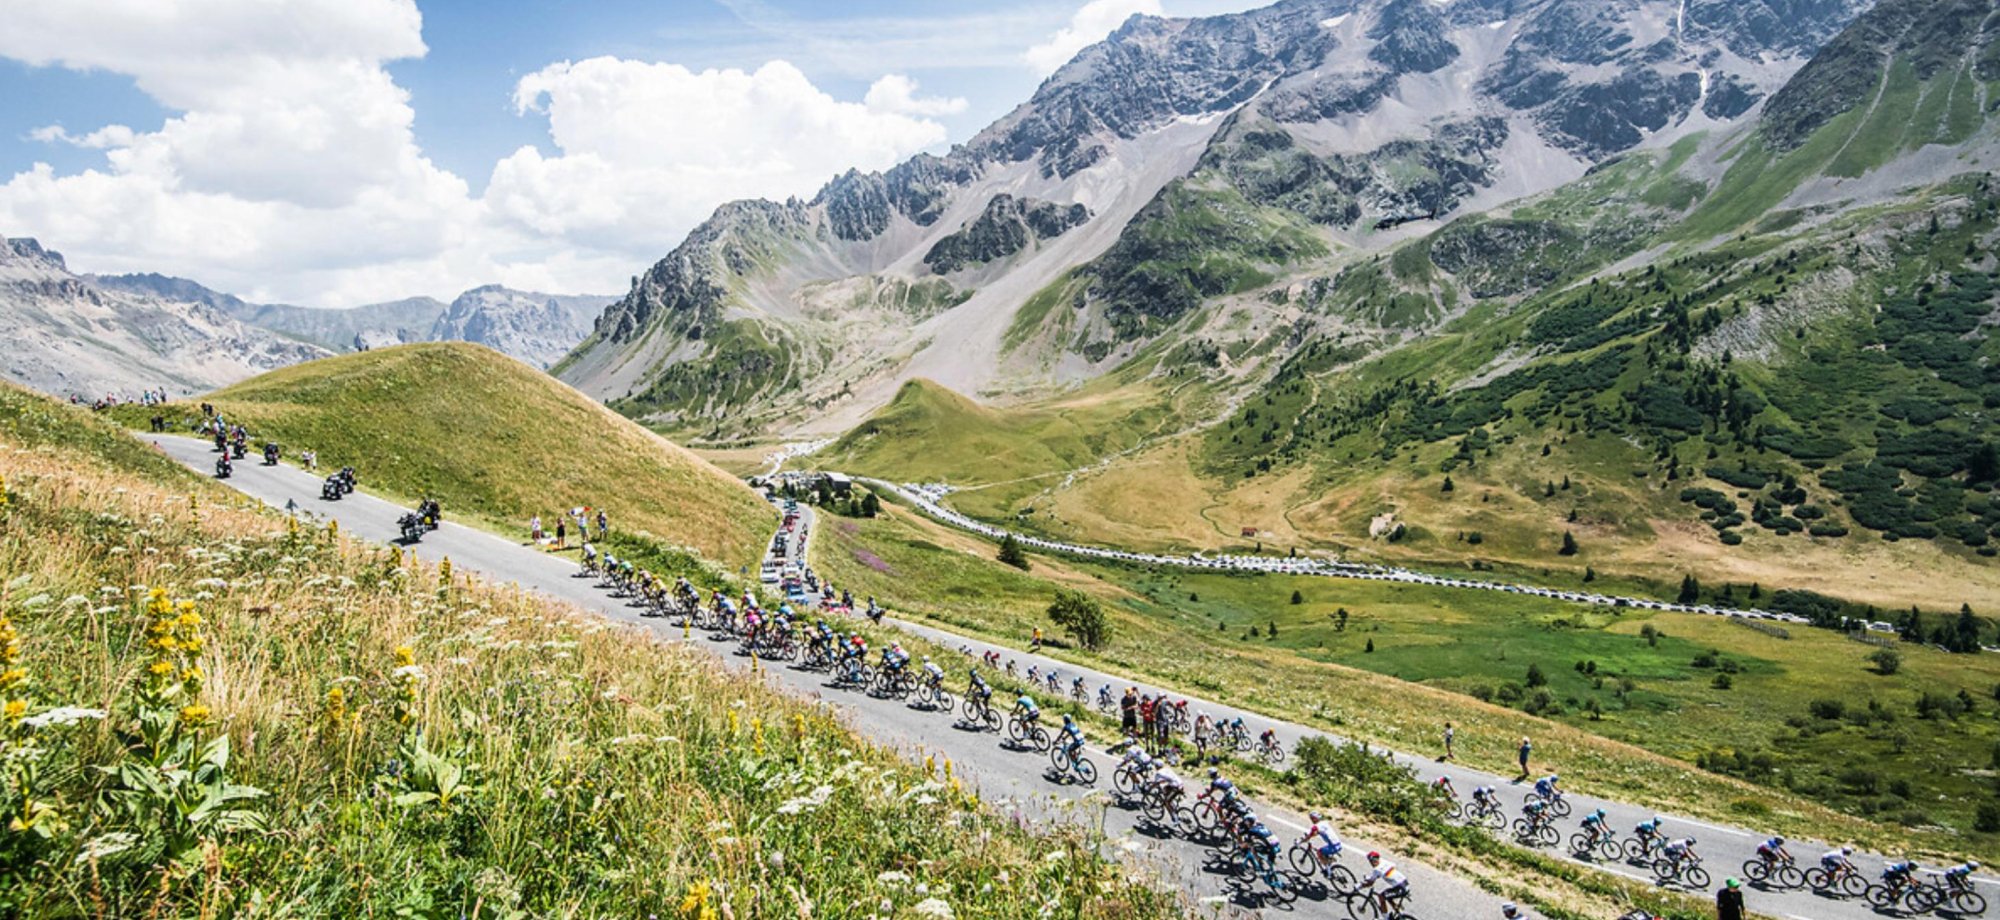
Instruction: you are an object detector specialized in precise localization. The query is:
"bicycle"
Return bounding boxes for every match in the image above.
[1803,864,1866,899]
[1049,743,1098,785]
[1287,840,1359,894]
[1740,855,1804,889]
[1007,714,1051,752]
[1865,879,1939,914]
[1528,789,1572,818]
[1932,878,1988,916]
[1255,736,1288,766]
[960,691,1002,732]
[914,678,954,712]
[1512,816,1558,847]
[1652,855,1711,890]
[1569,829,1620,861]
[1460,798,1506,832]
[1241,844,1298,906]
[1344,886,1413,920]
[1619,833,1664,865]
[1140,786,1198,837]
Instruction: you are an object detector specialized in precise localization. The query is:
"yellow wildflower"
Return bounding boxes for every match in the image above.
[679,880,713,918]
[148,660,174,677]
[0,668,23,689]
[394,645,415,668]
[3,699,25,722]
[179,704,210,726]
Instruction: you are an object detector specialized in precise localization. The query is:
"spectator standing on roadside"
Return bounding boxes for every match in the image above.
[1517,736,1533,780]
[530,514,544,543]
[1121,687,1139,736]
[556,518,567,549]
[1443,722,1455,761]
[596,509,609,540]
[1716,878,1744,920]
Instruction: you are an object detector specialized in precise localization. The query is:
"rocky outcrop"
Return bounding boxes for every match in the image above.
[426,285,612,369]
[1762,0,2000,152]
[923,195,1091,274]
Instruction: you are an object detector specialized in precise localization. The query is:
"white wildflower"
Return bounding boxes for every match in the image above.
[77,832,138,860]
[876,871,911,886]
[23,706,108,728]
[913,898,953,919]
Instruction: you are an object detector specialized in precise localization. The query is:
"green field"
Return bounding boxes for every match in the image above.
[812,497,2000,864]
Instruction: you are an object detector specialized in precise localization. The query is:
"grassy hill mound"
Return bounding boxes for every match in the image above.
[0,382,1178,917]
[142,342,771,570]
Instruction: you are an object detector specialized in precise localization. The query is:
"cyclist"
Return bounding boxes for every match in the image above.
[1662,838,1700,874]
[1944,860,1981,893]
[1471,784,1499,815]
[1241,817,1283,869]
[1357,851,1410,915]
[921,655,945,691]
[1013,693,1042,726]
[843,633,868,662]
[1071,674,1086,700]
[1055,713,1085,760]
[1818,845,1856,884]
[1097,683,1115,711]
[1532,773,1561,802]
[1432,775,1457,800]
[1520,798,1550,830]
[967,668,992,703]
[1259,727,1280,752]
[1147,760,1185,808]
[1881,858,1919,889]
[1579,808,1609,846]
[1026,664,1040,685]
[1304,811,1344,869]
[1205,768,1235,800]
[1632,815,1666,853]
[1754,835,1793,869]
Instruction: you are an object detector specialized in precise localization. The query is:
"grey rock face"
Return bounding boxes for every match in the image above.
[427,285,613,369]
[923,195,1092,274]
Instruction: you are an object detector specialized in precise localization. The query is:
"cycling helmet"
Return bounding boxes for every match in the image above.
[922,655,932,664]
[1653,815,1664,825]
[1062,713,1075,724]
[1501,905,1520,919]
[1595,809,1607,819]
[1308,811,1324,822]
[1772,836,1785,846]
[1366,851,1382,861]
[1208,768,1220,779]
[1841,846,1854,855]
[1971,860,1983,869]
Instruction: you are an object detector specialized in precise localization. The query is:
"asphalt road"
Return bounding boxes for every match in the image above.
[161,436,1513,920]
[161,436,1981,920]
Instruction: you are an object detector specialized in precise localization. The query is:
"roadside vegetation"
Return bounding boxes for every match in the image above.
[0,383,1181,918]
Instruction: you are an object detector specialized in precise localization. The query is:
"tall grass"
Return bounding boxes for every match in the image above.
[0,436,1182,919]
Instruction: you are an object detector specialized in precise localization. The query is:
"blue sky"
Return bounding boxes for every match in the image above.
[0,0,1258,305]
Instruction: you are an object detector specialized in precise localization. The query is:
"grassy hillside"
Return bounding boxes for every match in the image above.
[127,343,772,571]
[0,386,1179,918]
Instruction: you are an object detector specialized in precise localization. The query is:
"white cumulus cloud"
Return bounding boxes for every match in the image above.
[487,58,953,258]
[1023,0,1162,75]
[0,2,962,306]
[864,74,969,117]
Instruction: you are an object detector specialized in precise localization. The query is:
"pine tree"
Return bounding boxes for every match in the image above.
[1559,531,1579,556]
[1291,589,1304,605]
[997,534,1030,570]
[1677,574,1701,604]
[1441,476,1455,493]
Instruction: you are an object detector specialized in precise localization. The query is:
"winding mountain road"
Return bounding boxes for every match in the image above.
[158,436,1983,920]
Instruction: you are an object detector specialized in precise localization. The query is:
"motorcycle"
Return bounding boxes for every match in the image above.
[398,512,426,544]
[214,456,233,479]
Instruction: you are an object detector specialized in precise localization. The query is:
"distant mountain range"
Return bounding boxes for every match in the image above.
[0,239,327,399]
[89,274,615,369]
[553,0,1885,434]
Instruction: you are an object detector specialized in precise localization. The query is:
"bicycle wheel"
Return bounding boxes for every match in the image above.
[1866,885,1898,910]
[1741,859,1769,883]
[1328,864,1358,894]
[1194,802,1221,836]
[1007,718,1029,745]
[1569,833,1594,855]
[1684,866,1710,889]
[1482,808,1505,832]
[962,697,982,722]
[1114,767,1136,796]
[1073,756,1098,785]
[1049,745,1071,771]
[1653,858,1677,881]
[1549,797,1572,818]
[1948,889,1987,915]
[1169,806,1198,838]
[1031,728,1050,752]
[1511,819,1532,839]
[936,690,954,710]
[1837,872,1866,898]
[982,709,1001,733]
[1907,886,1941,914]
[1345,893,1386,920]
[1773,864,1804,889]
[1288,843,1317,877]
[1537,825,1559,847]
